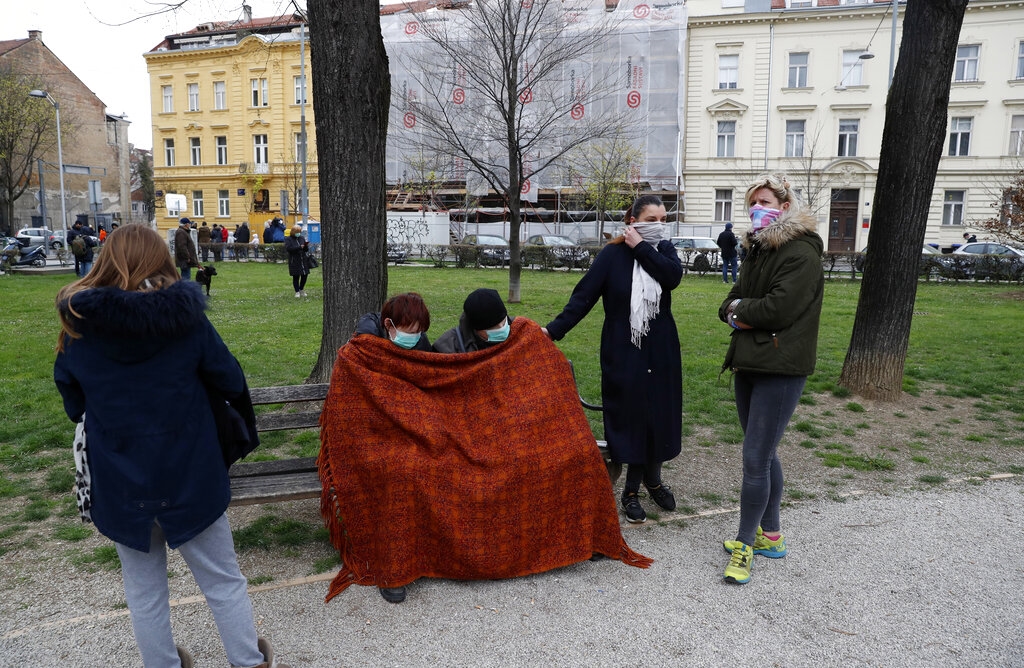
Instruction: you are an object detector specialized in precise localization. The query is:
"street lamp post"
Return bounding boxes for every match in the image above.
[28,90,68,253]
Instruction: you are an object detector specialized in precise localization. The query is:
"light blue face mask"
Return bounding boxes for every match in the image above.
[485,320,510,343]
[390,329,420,349]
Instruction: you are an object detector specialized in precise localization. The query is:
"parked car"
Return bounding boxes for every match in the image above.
[49,230,66,250]
[671,236,722,271]
[854,245,949,274]
[951,241,1024,280]
[460,234,511,266]
[952,242,1024,259]
[16,227,59,252]
[522,234,591,269]
[387,243,409,264]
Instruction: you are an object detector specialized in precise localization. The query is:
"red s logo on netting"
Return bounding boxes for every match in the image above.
[570,103,585,120]
[522,0,534,7]
[521,179,531,194]
[452,88,466,105]
[405,22,419,35]
[519,88,533,104]
[403,113,416,129]
[633,4,650,19]
[626,90,642,109]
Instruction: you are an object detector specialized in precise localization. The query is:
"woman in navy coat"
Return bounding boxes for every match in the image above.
[53,224,289,668]
[544,195,683,524]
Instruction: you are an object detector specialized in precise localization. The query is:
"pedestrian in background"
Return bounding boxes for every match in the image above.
[718,173,824,585]
[717,222,739,283]
[543,194,683,524]
[174,217,199,280]
[198,222,212,262]
[284,224,310,298]
[53,224,291,668]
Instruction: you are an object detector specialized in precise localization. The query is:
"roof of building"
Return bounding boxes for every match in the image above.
[147,13,305,53]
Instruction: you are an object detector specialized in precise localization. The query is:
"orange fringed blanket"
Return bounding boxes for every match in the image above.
[317,318,651,602]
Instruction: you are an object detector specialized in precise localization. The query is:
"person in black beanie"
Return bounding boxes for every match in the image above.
[433,288,513,353]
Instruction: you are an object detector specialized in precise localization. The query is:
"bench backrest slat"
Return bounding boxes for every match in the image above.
[249,383,329,405]
[255,411,322,432]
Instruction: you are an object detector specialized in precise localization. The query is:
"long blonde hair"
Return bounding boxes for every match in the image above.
[55,224,180,351]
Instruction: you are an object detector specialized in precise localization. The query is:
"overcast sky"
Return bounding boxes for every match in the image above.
[7,0,306,150]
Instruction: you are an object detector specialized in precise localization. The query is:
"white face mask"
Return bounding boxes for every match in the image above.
[630,223,668,243]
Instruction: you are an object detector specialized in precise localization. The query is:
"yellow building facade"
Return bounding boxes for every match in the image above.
[144,16,319,237]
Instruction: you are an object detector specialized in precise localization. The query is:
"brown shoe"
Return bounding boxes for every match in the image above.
[252,637,291,668]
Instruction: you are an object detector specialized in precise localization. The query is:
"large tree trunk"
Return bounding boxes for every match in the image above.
[839,0,968,400]
[308,0,391,383]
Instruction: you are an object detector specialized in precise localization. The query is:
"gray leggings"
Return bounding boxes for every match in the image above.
[734,372,806,546]
[114,514,264,668]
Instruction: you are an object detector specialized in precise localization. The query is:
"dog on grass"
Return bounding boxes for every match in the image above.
[195,265,217,295]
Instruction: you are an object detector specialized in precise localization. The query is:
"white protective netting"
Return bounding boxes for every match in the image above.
[381,0,686,195]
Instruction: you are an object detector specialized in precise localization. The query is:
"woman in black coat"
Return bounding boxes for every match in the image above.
[544,195,683,524]
[53,224,290,667]
[284,225,310,298]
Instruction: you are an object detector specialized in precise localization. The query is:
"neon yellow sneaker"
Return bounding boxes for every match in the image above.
[723,526,787,559]
[723,543,753,584]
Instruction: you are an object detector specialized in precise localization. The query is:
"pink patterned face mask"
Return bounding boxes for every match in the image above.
[749,204,782,232]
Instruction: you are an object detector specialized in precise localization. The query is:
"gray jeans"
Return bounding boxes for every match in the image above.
[733,372,806,546]
[114,514,264,668]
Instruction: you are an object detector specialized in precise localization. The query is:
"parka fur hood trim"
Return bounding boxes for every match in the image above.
[741,208,820,252]
[59,280,208,341]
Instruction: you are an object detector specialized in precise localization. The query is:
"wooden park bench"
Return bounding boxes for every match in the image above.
[228,373,619,507]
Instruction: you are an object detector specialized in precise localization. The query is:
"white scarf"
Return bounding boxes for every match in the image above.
[630,262,661,347]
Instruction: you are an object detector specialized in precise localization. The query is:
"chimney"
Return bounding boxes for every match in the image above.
[28,30,42,41]
[243,4,252,23]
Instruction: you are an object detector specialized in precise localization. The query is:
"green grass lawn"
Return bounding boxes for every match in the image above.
[1,263,1022,554]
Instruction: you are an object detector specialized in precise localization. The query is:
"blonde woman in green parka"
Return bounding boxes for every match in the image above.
[717,173,824,585]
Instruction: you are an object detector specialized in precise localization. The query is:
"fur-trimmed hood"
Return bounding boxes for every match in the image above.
[741,208,822,253]
[59,280,208,363]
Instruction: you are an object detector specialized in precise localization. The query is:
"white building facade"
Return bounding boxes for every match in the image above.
[682,0,1024,251]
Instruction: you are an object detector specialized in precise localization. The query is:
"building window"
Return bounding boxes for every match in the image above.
[216,136,228,165]
[1000,188,1020,225]
[254,134,269,166]
[192,190,204,217]
[214,81,227,110]
[189,137,201,166]
[948,117,972,156]
[254,188,270,213]
[942,190,965,226]
[838,119,859,157]
[788,52,808,88]
[164,138,175,166]
[1009,115,1024,156]
[251,78,268,107]
[841,50,866,86]
[166,193,182,217]
[788,0,815,7]
[187,83,199,112]
[716,121,736,157]
[162,85,174,113]
[1017,42,1024,80]
[294,75,307,105]
[218,190,230,217]
[785,120,805,157]
[714,189,733,222]
[295,132,306,162]
[718,54,738,89]
[954,45,979,82]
